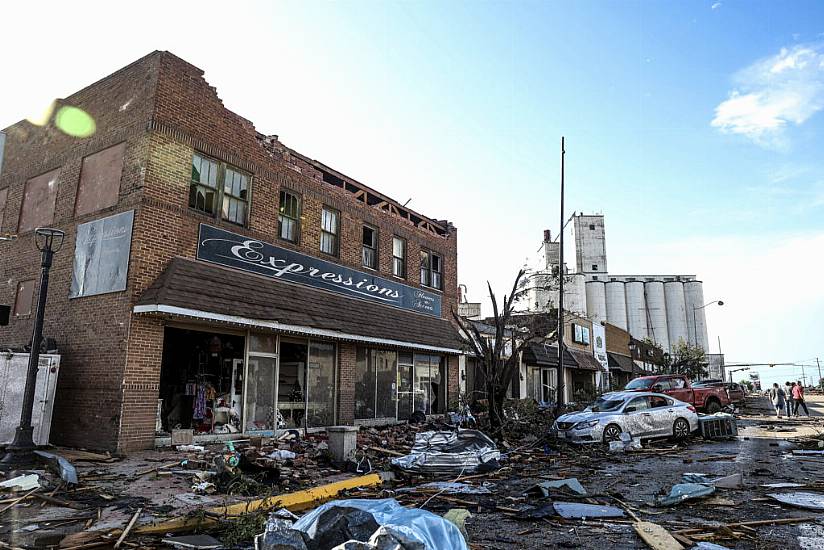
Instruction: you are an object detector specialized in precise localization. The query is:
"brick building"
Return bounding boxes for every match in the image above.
[0,51,462,452]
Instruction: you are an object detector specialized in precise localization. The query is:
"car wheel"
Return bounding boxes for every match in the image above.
[602,424,622,444]
[672,418,691,440]
[705,400,721,414]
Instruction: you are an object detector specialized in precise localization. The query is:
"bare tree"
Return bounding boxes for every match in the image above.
[453,269,557,431]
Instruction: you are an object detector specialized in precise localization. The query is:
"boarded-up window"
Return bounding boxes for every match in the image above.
[0,187,8,227]
[75,143,125,217]
[18,169,60,233]
[13,279,35,316]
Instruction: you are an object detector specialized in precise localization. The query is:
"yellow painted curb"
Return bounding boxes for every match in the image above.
[133,473,382,535]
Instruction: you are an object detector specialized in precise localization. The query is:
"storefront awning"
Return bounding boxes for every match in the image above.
[522,343,603,371]
[607,353,635,373]
[134,258,464,354]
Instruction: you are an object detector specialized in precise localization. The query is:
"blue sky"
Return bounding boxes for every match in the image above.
[4,1,824,387]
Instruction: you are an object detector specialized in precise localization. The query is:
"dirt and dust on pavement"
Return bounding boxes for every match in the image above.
[1,395,823,549]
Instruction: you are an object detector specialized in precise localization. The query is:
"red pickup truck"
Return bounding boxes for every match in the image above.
[624,375,729,413]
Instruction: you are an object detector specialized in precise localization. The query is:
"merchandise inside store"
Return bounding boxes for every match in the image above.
[158,327,245,435]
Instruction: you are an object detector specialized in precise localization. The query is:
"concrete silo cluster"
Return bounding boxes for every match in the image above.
[527,214,712,353]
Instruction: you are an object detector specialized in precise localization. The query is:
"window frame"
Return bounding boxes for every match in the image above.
[392,236,407,279]
[419,247,443,290]
[361,224,378,270]
[278,189,302,243]
[13,279,35,317]
[319,205,340,257]
[189,152,251,227]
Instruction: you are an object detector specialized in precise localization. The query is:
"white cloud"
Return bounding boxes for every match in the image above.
[711,2,722,10]
[711,44,824,148]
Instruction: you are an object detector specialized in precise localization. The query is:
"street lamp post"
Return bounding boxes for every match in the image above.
[692,300,724,348]
[1,228,64,467]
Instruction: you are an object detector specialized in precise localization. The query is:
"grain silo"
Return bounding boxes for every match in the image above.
[684,280,709,351]
[605,281,627,330]
[664,281,688,350]
[625,281,648,339]
[585,280,607,324]
[644,280,669,351]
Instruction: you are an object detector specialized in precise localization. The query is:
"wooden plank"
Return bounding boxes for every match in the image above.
[133,473,382,535]
[113,507,141,548]
[634,521,685,550]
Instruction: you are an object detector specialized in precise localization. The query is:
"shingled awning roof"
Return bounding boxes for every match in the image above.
[522,342,605,371]
[608,353,636,373]
[134,257,464,353]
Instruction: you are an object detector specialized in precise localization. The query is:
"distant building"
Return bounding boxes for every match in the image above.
[526,214,716,355]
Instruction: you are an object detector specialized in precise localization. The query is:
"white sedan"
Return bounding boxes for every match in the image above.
[552,391,699,444]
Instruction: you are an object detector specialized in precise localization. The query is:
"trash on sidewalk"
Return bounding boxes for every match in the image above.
[162,534,224,549]
[699,414,738,439]
[442,508,471,542]
[552,502,625,519]
[791,450,824,455]
[609,432,642,453]
[177,445,206,453]
[255,508,305,550]
[257,498,468,550]
[526,477,587,497]
[390,430,500,476]
[33,450,79,485]
[269,450,297,461]
[682,472,742,489]
[692,543,732,550]
[0,473,40,491]
[633,521,684,550]
[761,482,804,488]
[517,504,556,520]
[767,492,824,511]
[400,481,492,495]
[653,483,715,506]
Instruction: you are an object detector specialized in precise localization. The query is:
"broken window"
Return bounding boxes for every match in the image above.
[0,187,7,227]
[13,279,35,316]
[355,348,398,420]
[362,224,378,269]
[75,142,125,217]
[18,169,60,233]
[222,168,248,225]
[320,206,339,256]
[392,236,406,278]
[278,190,301,242]
[189,153,250,225]
[420,249,443,290]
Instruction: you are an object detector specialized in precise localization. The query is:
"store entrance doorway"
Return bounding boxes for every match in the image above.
[158,327,244,435]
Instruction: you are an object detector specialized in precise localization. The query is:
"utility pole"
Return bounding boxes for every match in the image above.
[556,137,565,412]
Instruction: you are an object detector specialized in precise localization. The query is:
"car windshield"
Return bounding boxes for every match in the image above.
[625,378,654,390]
[589,397,625,412]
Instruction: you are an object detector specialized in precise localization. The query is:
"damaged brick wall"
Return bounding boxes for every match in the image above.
[0,52,161,450]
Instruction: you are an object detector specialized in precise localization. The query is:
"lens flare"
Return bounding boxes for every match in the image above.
[26,100,56,126]
[54,106,96,138]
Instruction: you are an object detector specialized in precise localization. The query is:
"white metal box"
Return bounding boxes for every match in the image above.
[0,353,61,446]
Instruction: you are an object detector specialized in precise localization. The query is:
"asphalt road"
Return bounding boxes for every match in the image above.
[465,396,824,549]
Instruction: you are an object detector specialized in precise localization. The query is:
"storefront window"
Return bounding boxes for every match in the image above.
[355,348,398,420]
[306,341,336,427]
[397,353,414,420]
[413,354,447,414]
[278,339,307,429]
[245,355,276,431]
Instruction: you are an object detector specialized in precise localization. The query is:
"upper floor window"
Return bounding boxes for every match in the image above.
[13,279,35,317]
[320,206,339,256]
[392,236,406,278]
[75,142,125,217]
[278,190,301,242]
[19,169,60,233]
[362,225,378,269]
[190,154,249,225]
[420,249,443,290]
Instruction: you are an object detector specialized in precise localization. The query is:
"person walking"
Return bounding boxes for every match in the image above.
[792,380,810,417]
[769,383,786,418]
[784,381,794,417]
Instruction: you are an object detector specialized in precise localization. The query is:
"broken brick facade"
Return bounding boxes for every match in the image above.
[0,51,461,452]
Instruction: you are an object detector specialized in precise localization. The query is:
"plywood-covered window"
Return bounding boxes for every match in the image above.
[13,279,35,317]
[18,169,59,233]
[75,143,125,217]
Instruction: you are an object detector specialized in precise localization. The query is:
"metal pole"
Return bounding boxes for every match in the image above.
[816,357,822,390]
[692,307,697,347]
[2,245,53,465]
[556,137,565,411]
